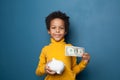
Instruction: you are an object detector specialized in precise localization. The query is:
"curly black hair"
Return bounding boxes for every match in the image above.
[45,11,70,33]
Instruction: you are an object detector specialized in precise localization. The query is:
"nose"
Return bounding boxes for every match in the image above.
[56,28,60,33]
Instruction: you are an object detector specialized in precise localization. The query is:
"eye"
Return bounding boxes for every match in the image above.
[51,26,56,29]
[60,26,65,29]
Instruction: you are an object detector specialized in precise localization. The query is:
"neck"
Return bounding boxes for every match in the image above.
[50,38,65,44]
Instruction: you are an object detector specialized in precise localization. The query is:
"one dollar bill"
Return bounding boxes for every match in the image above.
[65,46,85,57]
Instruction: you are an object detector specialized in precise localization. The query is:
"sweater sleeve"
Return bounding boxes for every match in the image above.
[35,47,47,76]
[71,56,88,74]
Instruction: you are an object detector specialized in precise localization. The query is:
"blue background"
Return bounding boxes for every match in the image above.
[0,0,120,80]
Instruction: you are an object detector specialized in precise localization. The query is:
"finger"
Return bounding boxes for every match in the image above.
[46,69,56,75]
[45,66,51,73]
[82,54,90,59]
[82,53,87,57]
[45,65,49,70]
[45,66,54,72]
[84,53,90,57]
[47,67,53,72]
[82,53,87,56]
[49,71,56,75]
[84,53,89,55]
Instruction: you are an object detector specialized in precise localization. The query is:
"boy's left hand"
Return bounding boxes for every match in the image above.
[82,53,90,63]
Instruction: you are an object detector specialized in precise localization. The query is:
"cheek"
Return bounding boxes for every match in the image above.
[49,29,55,33]
[61,30,66,34]
[51,30,56,33]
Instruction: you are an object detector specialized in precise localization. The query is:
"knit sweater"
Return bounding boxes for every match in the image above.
[36,38,87,80]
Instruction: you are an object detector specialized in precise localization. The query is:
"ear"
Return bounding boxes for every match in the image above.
[48,30,50,34]
[65,32,67,35]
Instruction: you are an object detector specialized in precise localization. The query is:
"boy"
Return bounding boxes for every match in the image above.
[35,11,90,80]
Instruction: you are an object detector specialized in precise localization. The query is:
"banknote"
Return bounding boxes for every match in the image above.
[65,46,85,57]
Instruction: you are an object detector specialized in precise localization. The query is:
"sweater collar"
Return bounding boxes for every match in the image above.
[50,38,65,44]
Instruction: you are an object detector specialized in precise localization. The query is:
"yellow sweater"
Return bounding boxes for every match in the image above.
[36,38,88,80]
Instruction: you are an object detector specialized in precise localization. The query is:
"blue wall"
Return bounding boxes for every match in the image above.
[0,0,120,80]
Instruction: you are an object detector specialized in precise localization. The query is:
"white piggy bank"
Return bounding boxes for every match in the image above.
[47,58,64,74]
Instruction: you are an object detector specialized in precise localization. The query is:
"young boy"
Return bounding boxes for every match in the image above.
[35,11,90,80]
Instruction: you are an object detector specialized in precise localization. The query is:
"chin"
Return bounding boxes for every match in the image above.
[54,38,62,42]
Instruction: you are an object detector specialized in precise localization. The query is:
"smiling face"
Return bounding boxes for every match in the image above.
[48,18,67,42]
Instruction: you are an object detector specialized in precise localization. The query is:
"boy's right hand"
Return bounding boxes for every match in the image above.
[45,61,56,75]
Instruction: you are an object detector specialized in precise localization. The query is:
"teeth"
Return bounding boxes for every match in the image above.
[55,34,60,36]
